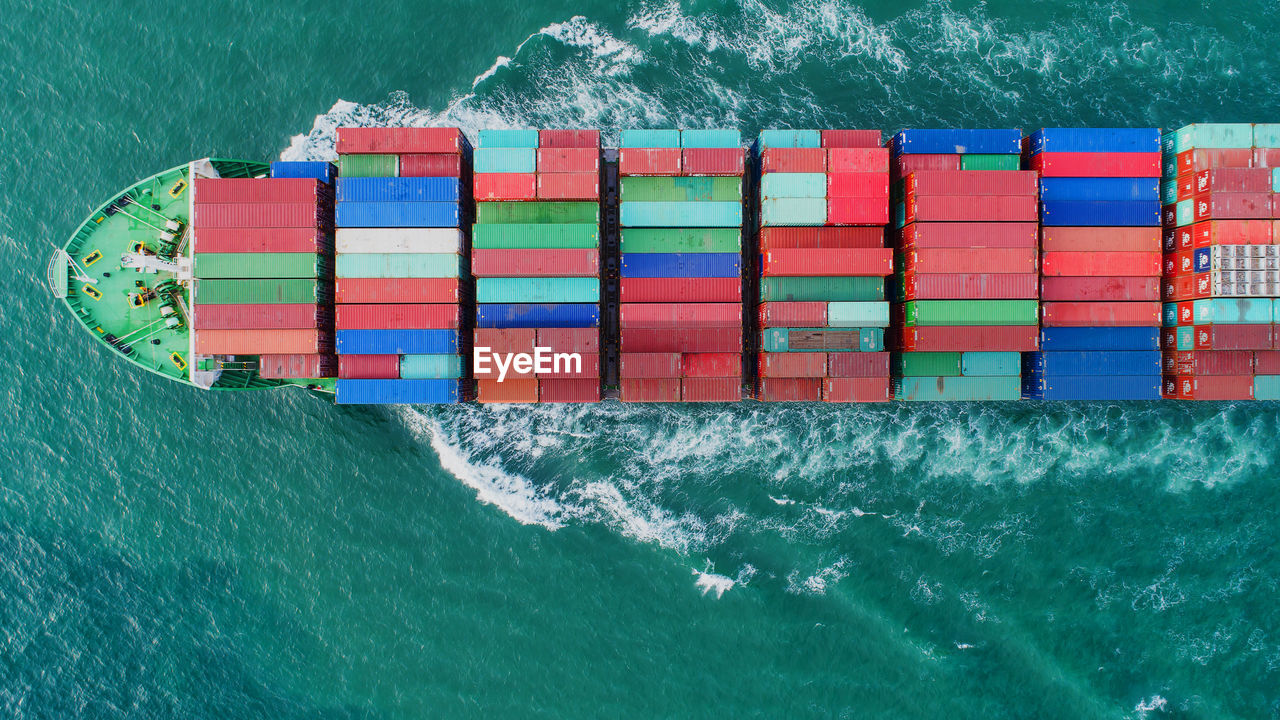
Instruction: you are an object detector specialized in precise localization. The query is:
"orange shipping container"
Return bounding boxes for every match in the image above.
[476,378,539,403]
[194,329,329,355]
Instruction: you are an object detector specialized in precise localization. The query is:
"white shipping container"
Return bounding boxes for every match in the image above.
[335,228,462,254]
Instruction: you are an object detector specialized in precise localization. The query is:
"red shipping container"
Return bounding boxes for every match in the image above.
[475,328,536,353]
[827,352,890,377]
[757,378,822,402]
[538,129,600,148]
[194,329,330,355]
[901,326,1038,352]
[336,127,463,155]
[759,302,826,327]
[1177,175,1196,201]
[194,203,323,229]
[1193,220,1273,246]
[1173,226,1197,252]
[192,303,321,330]
[906,170,1038,197]
[1194,168,1271,195]
[1162,203,1178,228]
[1193,273,1212,299]
[1254,351,1280,374]
[758,352,826,378]
[195,227,329,254]
[537,328,599,353]
[398,154,462,177]
[258,354,335,379]
[761,226,884,249]
[1177,375,1254,400]
[821,130,882,148]
[194,178,322,204]
[536,173,599,200]
[901,222,1039,249]
[336,303,459,330]
[476,378,539,403]
[538,353,600,380]
[620,328,742,353]
[827,173,889,198]
[536,147,600,173]
[1195,325,1273,351]
[1040,227,1161,252]
[905,195,1038,223]
[682,148,744,176]
[1193,193,1271,221]
[1040,251,1161,277]
[335,278,459,304]
[1170,350,1254,375]
[1030,152,1161,177]
[1040,302,1161,327]
[1040,277,1161,302]
[1253,148,1280,169]
[828,198,890,226]
[619,278,741,303]
[621,303,741,328]
[682,377,740,402]
[1163,251,1191,278]
[828,148,889,173]
[1176,148,1253,175]
[474,173,536,201]
[905,248,1037,275]
[619,148,681,176]
[472,248,598,277]
[1175,301,1194,326]
[1161,328,1179,351]
[539,378,601,403]
[620,353,681,378]
[682,353,741,378]
[823,377,890,402]
[893,155,962,177]
[473,356,534,380]
[338,354,400,380]
[761,148,826,173]
[763,248,893,276]
[621,378,682,402]
[1161,275,1195,302]
[902,272,1038,300]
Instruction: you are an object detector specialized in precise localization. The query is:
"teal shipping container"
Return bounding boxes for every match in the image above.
[1193,298,1273,325]
[1160,181,1178,205]
[1175,199,1194,227]
[761,197,826,226]
[1255,375,1280,400]
[471,223,600,249]
[1256,124,1280,149]
[620,202,742,228]
[336,253,459,279]
[478,129,540,148]
[761,328,883,353]
[826,302,890,328]
[1176,325,1195,350]
[474,148,536,173]
[620,129,681,148]
[1172,123,1253,153]
[476,277,600,304]
[758,129,821,149]
[960,352,1021,376]
[894,376,1021,401]
[681,129,741,148]
[1272,168,1280,193]
[760,276,884,302]
[761,173,827,199]
[400,354,464,379]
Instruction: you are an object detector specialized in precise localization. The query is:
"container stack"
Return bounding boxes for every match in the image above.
[1160,123,1280,401]
[190,173,336,380]
[472,129,602,403]
[617,129,745,402]
[754,129,893,402]
[888,129,1039,401]
[332,127,471,404]
[1022,128,1164,400]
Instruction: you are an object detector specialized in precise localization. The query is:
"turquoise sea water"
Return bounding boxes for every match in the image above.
[4,1,1280,717]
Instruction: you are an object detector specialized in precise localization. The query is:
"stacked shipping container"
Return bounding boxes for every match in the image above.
[888,129,1039,401]
[332,127,471,404]
[1160,123,1280,400]
[617,129,745,402]
[754,129,893,402]
[1022,129,1164,400]
[472,129,602,403]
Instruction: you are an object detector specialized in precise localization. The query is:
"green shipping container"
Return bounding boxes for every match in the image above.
[336,253,459,279]
[960,154,1020,171]
[476,202,600,225]
[904,300,1038,326]
[472,224,600,249]
[195,253,322,279]
[338,154,397,177]
[197,278,321,305]
[476,277,600,304]
[1172,123,1253,153]
[400,354,464,379]
[1255,375,1280,401]
[760,277,884,302]
[621,177,742,202]
[620,228,741,253]
[761,197,826,226]
[760,173,827,199]
[826,302,889,328]
[960,352,1021,376]
[894,376,1022,401]
[893,352,962,377]
[1255,124,1280,149]
[761,328,883,352]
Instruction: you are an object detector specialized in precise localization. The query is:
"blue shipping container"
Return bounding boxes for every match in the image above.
[337,177,460,203]
[620,253,741,278]
[1039,326,1161,351]
[1028,128,1161,155]
[620,129,681,148]
[1024,351,1162,376]
[478,129,540,148]
[1038,178,1160,202]
[757,129,822,149]
[476,303,600,328]
[336,379,460,405]
[1193,247,1211,273]
[336,329,459,355]
[1039,200,1162,226]
[336,202,460,228]
[681,129,741,148]
[1023,375,1161,401]
[270,161,335,182]
[891,129,1022,155]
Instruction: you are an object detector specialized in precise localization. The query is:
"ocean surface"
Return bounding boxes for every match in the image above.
[4,1,1280,717]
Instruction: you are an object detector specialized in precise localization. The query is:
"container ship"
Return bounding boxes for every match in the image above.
[48,124,1280,404]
